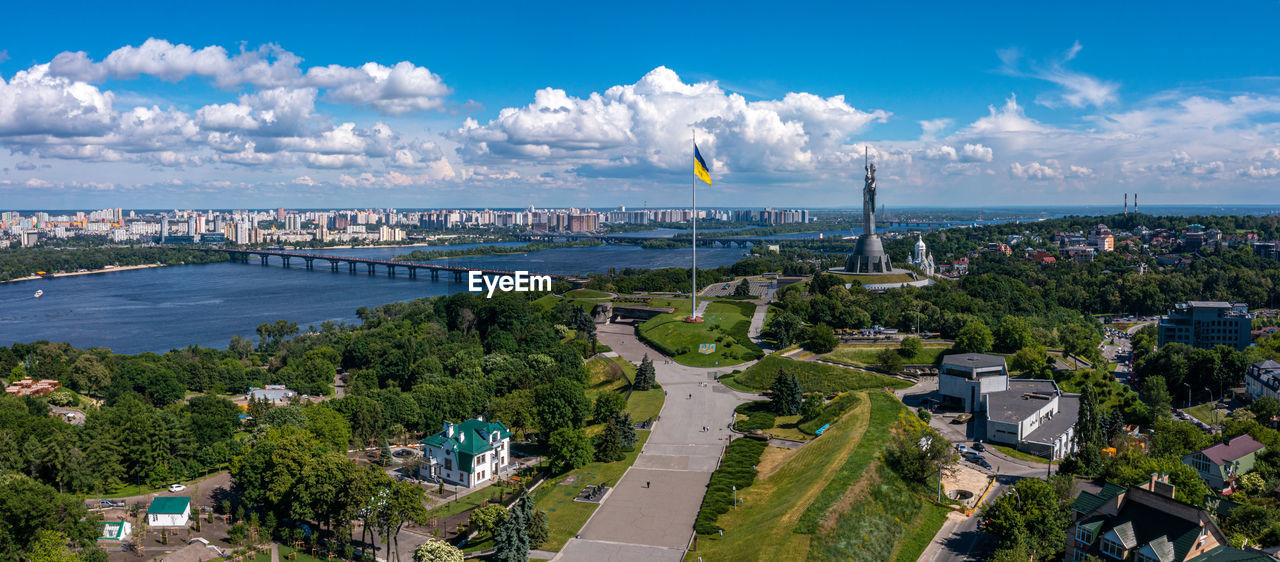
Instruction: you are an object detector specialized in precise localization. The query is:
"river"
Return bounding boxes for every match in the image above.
[0,243,747,354]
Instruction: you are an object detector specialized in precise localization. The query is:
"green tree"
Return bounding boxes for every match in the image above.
[980,477,1069,560]
[492,508,529,562]
[884,421,957,483]
[413,539,464,562]
[547,428,594,473]
[594,416,624,463]
[805,323,839,354]
[1009,345,1050,377]
[992,316,1033,353]
[875,347,905,375]
[613,411,637,450]
[764,311,804,348]
[516,494,549,549]
[468,504,507,536]
[29,529,79,562]
[799,394,823,423]
[534,378,591,436]
[1070,384,1105,476]
[898,336,923,359]
[633,354,656,391]
[593,393,626,424]
[1141,375,1174,416]
[954,321,994,354]
[1252,396,1280,422]
[770,371,803,415]
[733,279,752,297]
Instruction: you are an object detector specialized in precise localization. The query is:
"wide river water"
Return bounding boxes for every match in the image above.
[0,243,747,353]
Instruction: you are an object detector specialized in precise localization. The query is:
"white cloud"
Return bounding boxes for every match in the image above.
[919,118,952,141]
[959,143,994,162]
[454,66,889,181]
[1239,164,1280,179]
[1000,42,1118,109]
[292,175,318,186]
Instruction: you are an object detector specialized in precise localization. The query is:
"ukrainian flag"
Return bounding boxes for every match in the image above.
[694,144,712,186]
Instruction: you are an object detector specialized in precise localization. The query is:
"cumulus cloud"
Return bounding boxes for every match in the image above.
[919,118,952,141]
[1009,159,1092,180]
[453,66,889,180]
[1239,164,1280,179]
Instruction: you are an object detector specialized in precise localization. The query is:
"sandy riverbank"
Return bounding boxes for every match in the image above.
[2,263,167,284]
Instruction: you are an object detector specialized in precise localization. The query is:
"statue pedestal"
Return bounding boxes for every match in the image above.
[845,234,893,273]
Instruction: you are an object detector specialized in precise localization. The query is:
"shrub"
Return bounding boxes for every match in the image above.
[733,401,777,431]
[798,392,861,435]
[694,438,766,533]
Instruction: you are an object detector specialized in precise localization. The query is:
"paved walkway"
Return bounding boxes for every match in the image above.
[555,322,759,561]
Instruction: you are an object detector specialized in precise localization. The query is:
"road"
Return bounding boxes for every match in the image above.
[555,321,760,561]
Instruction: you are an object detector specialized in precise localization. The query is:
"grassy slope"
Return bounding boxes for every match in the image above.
[638,298,761,367]
[822,343,952,367]
[565,288,612,299]
[830,272,917,284]
[736,355,911,394]
[584,355,663,422]
[688,393,873,561]
[532,431,652,551]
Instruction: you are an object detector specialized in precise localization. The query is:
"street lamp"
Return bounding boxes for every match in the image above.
[1182,382,1191,409]
[1205,387,1217,425]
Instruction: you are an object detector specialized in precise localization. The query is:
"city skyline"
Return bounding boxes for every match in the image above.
[3,1,1280,209]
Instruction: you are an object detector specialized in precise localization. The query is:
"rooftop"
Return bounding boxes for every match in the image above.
[985,379,1060,424]
[1023,394,1079,443]
[148,496,190,515]
[941,353,1007,371]
[1198,435,1266,466]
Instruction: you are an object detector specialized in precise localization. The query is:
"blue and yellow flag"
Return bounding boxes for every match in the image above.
[693,144,712,186]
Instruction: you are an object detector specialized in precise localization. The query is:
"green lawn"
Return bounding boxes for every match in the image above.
[425,484,509,520]
[637,299,762,367]
[992,444,1055,465]
[822,343,951,367]
[584,356,663,422]
[532,431,652,551]
[95,470,226,499]
[1185,401,1226,426]
[626,388,665,422]
[768,414,809,441]
[735,355,911,394]
[830,272,917,284]
[565,288,612,299]
[716,373,757,393]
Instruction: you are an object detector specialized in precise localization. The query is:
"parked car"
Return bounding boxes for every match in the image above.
[977,459,993,469]
[168,484,186,493]
[972,442,986,452]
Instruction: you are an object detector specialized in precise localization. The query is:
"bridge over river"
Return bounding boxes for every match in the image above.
[182,247,565,281]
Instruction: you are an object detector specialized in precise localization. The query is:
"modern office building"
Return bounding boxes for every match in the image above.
[937,353,1079,460]
[1157,301,1252,351]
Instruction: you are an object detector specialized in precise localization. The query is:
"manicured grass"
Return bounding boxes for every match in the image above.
[638,299,762,367]
[822,343,951,367]
[686,393,873,561]
[565,288,612,299]
[584,356,663,422]
[425,484,509,520]
[830,272,917,284]
[769,414,809,441]
[795,391,903,533]
[532,431,652,551]
[991,444,1055,465]
[736,355,911,394]
[1184,402,1226,426]
[95,471,226,499]
[895,502,953,562]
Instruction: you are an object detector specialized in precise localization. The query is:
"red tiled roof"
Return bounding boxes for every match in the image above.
[1200,435,1265,466]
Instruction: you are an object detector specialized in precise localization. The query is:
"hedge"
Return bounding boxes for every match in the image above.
[733,400,777,432]
[693,438,767,534]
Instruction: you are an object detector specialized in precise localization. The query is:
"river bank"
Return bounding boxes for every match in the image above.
[2,263,167,284]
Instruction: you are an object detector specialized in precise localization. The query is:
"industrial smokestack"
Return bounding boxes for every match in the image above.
[1125,193,1128,215]
[1135,193,1139,214]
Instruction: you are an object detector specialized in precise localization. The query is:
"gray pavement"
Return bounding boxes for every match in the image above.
[555,322,759,561]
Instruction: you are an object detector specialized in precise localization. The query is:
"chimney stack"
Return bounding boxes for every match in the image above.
[1124,193,1128,215]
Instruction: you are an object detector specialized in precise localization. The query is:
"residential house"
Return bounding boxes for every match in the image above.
[1067,474,1271,561]
[418,416,513,488]
[1182,435,1266,492]
[1247,360,1280,402]
[147,497,191,528]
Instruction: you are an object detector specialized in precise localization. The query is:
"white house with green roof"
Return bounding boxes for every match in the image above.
[418,416,513,488]
[147,496,191,528]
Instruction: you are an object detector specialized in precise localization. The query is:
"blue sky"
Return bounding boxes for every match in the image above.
[2,0,1280,209]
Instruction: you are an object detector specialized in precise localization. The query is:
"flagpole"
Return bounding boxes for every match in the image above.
[691,128,698,321]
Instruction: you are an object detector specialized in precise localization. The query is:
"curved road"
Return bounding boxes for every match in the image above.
[555,320,760,561]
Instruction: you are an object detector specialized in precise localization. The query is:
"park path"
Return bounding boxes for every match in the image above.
[555,322,760,561]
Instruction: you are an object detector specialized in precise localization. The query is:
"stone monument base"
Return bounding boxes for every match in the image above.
[845,234,893,273]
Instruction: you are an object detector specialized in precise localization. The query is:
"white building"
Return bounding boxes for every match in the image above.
[1246,360,1280,402]
[907,234,936,276]
[938,353,1079,460]
[147,497,191,528]
[418,416,513,488]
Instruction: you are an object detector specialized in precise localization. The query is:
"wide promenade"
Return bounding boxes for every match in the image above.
[555,321,759,561]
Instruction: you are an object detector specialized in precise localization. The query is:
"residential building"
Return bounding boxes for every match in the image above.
[1182,435,1265,492]
[147,497,191,527]
[418,416,513,488]
[1089,224,1115,252]
[1246,360,1280,402]
[248,385,298,404]
[1066,474,1269,561]
[937,353,1079,459]
[5,378,60,397]
[1158,301,1252,351]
